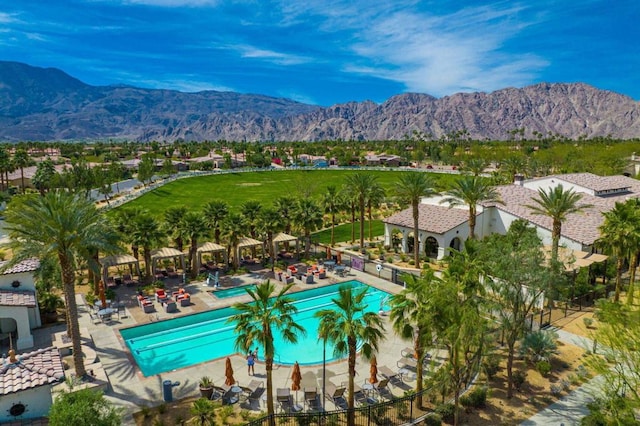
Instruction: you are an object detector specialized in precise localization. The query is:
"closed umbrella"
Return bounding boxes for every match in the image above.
[291,361,302,405]
[98,280,107,308]
[336,252,342,265]
[369,356,378,384]
[326,246,332,260]
[225,357,235,386]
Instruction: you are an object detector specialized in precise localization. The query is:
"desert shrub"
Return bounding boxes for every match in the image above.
[519,330,559,363]
[583,317,594,328]
[423,412,442,426]
[568,373,581,385]
[434,403,456,424]
[157,403,167,414]
[576,364,591,381]
[512,370,527,391]
[483,355,500,380]
[550,383,563,396]
[460,386,488,411]
[560,378,571,391]
[536,360,552,377]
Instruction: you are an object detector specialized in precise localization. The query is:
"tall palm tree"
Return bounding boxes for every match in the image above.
[598,201,639,303]
[440,175,503,240]
[396,172,437,269]
[322,185,343,247]
[222,213,245,269]
[13,148,30,194]
[366,181,385,241]
[273,196,294,250]
[163,206,187,251]
[259,207,284,272]
[345,173,375,250]
[130,212,166,281]
[178,211,208,278]
[292,198,323,258]
[202,200,228,244]
[241,200,262,257]
[0,146,10,191]
[112,206,145,259]
[4,192,119,378]
[624,199,640,305]
[526,184,592,267]
[389,271,441,407]
[228,282,305,422]
[315,286,385,426]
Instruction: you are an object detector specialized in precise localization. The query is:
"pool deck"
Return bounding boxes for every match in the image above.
[45,267,443,424]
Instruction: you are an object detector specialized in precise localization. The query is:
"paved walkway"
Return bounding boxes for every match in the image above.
[520,328,602,425]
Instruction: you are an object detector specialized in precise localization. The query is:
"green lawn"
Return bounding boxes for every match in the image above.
[115,169,459,217]
[312,220,384,245]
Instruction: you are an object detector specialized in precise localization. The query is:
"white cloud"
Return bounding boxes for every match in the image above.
[233,44,312,66]
[0,12,18,23]
[119,0,219,6]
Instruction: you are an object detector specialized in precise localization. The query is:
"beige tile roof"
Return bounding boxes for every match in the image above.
[487,185,610,245]
[0,258,40,275]
[384,204,471,234]
[0,347,65,395]
[555,173,633,192]
[0,290,37,307]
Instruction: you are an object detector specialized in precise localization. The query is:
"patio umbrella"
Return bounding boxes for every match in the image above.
[291,362,301,391]
[369,356,378,384]
[326,246,332,260]
[224,357,235,386]
[98,280,107,308]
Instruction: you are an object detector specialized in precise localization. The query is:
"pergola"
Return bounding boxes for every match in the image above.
[150,247,186,275]
[542,246,608,272]
[272,232,299,258]
[237,237,265,263]
[100,254,141,282]
[196,242,228,271]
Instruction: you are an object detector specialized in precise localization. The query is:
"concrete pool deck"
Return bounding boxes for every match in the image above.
[50,267,437,424]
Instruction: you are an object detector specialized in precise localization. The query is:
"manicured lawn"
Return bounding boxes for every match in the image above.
[114,169,459,217]
[312,220,384,245]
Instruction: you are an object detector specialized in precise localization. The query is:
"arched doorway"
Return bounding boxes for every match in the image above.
[425,237,439,258]
[449,237,462,252]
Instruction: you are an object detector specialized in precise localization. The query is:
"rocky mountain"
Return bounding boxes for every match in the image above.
[0,61,639,142]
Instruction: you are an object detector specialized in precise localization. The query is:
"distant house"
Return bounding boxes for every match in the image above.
[364,153,403,167]
[0,346,65,423]
[0,259,42,350]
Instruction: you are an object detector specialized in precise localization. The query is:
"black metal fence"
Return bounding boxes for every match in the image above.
[246,387,434,426]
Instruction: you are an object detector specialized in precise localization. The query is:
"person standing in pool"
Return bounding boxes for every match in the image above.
[247,351,255,375]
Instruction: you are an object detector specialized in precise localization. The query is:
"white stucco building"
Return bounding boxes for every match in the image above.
[384,173,640,260]
[0,259,41,350]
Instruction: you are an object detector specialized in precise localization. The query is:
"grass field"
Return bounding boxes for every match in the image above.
[312,220,384,245]
[115,169,459,217]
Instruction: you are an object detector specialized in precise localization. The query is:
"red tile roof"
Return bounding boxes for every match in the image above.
[0,258,40,275]
[384,204,471,234]
[0,290,37,307]
[0,347,65,395]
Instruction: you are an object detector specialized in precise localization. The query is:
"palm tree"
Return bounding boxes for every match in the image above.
[366,181,385,241]
[322,185,343,247]
[396,172,437,269]
[202,200,228,244]
[222,213,245,269]
[526,184,592,267]
[163,206,187,251]
[274,196,294,251]
[130,212,166,281]
[228,282,305,422]
[4,192,119,378]
[13,148,30,194]
[0,146,10,191]
[440,175,503,240]
[598,201,639,303]
[111,206,144,259]
[178,211,208,278]
[624,199,640,305]
[315,286,385,426]
[292,198,323,258]
[389,271,441,407]
[259,207,284,272]
[345,173,375,250]
[190,398,216,426]
[241,200,262,257]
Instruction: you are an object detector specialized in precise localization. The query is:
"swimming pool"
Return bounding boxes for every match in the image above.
[211,284,257,299]
[120,280,391,376]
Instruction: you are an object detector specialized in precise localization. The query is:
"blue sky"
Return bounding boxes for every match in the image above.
[1,0,638,106]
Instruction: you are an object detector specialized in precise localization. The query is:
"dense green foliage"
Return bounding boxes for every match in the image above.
[48,387,122,426]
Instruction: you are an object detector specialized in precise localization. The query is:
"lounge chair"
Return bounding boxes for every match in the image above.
[106,276,117,288]
[211,383,231,402]
[317,269,326,279]
[155,289,168,303]
[378,365,403,385]
[241,379,265,404]
[351,384,374,407]
[397,357,418,370]
[177,294,190,307]
[162,298,177,313]
[305,274,315,284]
[142,302,155,314]
[373,378,392,399]
[88,311,101,325]
[324,381,347,408]
[303,387,320,411]
[284,275,294,285]
[277,388,293,413]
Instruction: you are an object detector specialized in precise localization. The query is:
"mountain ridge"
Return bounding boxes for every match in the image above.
[0,61,638,142]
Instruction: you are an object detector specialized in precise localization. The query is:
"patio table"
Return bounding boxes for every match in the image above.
[324,260,336,271]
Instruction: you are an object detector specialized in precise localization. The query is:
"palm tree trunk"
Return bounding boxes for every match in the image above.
[59,253,86,378]
[628,252,638,305]
[415,333,424,408]
[347,337,357,426]
[368,206,373,241]
[191,238,198,278]
[144,248,152,280]
[359,197,365,250]
[412,201,420,269]
[20,167,25,194]
[330,212,336,246]
[469,207,477,240]
[266,357,275,426]
[551,220,561,266]
[350,207,356,243]
[614,257,624,302]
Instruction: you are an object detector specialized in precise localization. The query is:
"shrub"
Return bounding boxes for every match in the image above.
[560,378,571,391]
[423,413,442,426]
[434,403,456,424]
[468,386,488,408]
[583,317,594,328]
[550,383,563,396]
[512,370,527,391]
[536,360,552,377]
[576,364,591,381]
[483,355,500,380]
[519,330,559,363]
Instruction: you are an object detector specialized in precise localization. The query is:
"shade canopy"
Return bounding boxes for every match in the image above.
[150,247,186,274]
[100,254,141,282]
[272,233,297,244]
[196,242,228,271]
[238,237,263,248]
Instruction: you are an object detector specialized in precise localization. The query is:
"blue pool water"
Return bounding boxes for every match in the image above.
[120,280,390,376]
[211,284,257,299]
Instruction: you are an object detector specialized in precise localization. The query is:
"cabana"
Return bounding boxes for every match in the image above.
[100,254,141,286]
[272,232,299,259]
[196,242,228,271]
[237,237,265,265]
[150,247,186,277]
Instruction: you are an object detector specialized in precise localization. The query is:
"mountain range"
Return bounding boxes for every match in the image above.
[0,61,639,142]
